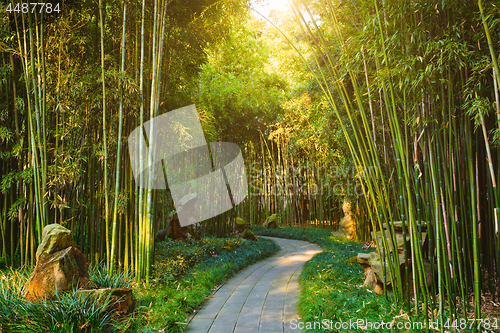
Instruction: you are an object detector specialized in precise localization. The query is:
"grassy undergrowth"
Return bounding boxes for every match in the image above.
[135,237,279,332]
[0,237,278,332]
[0,266,131,332]
[253,226,413,333]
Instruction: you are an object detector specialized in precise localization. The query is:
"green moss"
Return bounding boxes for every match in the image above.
[235,217,246,231]
[242,229,257,240]
[263,214,278,228]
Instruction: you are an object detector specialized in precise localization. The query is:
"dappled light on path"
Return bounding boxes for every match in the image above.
[187,237,321,333]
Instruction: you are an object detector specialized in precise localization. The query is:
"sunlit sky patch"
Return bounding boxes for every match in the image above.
[251,0,291,20]
[251,0,320,25]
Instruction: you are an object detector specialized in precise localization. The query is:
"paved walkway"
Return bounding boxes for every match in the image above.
[187,236,322,333]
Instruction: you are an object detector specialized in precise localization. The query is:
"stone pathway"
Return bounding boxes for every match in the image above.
[186,236,322,333]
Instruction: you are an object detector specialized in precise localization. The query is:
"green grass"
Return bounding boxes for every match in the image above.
[135,237,279,332]
[90,265,134,289]
[253,227,414,332]
[0,267,123,332]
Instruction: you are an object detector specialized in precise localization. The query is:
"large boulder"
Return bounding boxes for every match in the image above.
[356,219,430,295]
[230,217,258,241]
[35,224,76,261]
[357,251,378,266]
[156,227,170,243]
[372,230,410,255]
[382,221,428,233]
[371,229,428,256]
[24,246,90,301]
[242,229,259,241]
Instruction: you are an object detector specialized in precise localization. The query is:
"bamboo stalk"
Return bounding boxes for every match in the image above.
[136,0,146,282]
[98,0,110,269]
[110,2,127,276]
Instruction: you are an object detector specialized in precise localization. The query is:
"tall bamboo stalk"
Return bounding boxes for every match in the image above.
[275,0,500,327]
[110,2,127,275]
[136,0,147,282]
[99,0,110,269]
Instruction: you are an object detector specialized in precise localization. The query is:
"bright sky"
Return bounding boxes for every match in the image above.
[251,0,291,20]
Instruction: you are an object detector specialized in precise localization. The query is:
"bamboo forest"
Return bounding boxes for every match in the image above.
[0,0,499,331]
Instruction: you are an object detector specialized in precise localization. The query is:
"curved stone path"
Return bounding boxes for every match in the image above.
[187,236,322,333]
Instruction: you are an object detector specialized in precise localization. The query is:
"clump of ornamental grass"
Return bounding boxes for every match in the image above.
[90,264,134,289]
[0,267,130,332]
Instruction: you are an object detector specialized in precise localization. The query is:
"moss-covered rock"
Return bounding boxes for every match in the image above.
[76,288,134,313]
[35,224,76,261]
[235,217,247,232]
[263,214,277,229]
[242,229,258,241]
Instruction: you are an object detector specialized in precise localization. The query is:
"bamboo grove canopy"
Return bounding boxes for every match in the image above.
[1,0,500,329]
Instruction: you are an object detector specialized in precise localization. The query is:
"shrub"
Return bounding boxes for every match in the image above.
[152,238,244,284]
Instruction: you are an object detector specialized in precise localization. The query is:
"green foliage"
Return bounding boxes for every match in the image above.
[0,267,31,295]
[252,225,331,243]
[0,0,256,274]
[281,0,500,326]
[0,237,276,332]
[197,17,287,144]
[0,168,34,192]
[298,252,397,333]
[151,237,244,284]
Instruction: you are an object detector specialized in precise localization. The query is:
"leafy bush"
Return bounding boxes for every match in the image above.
[152,237,244,284]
